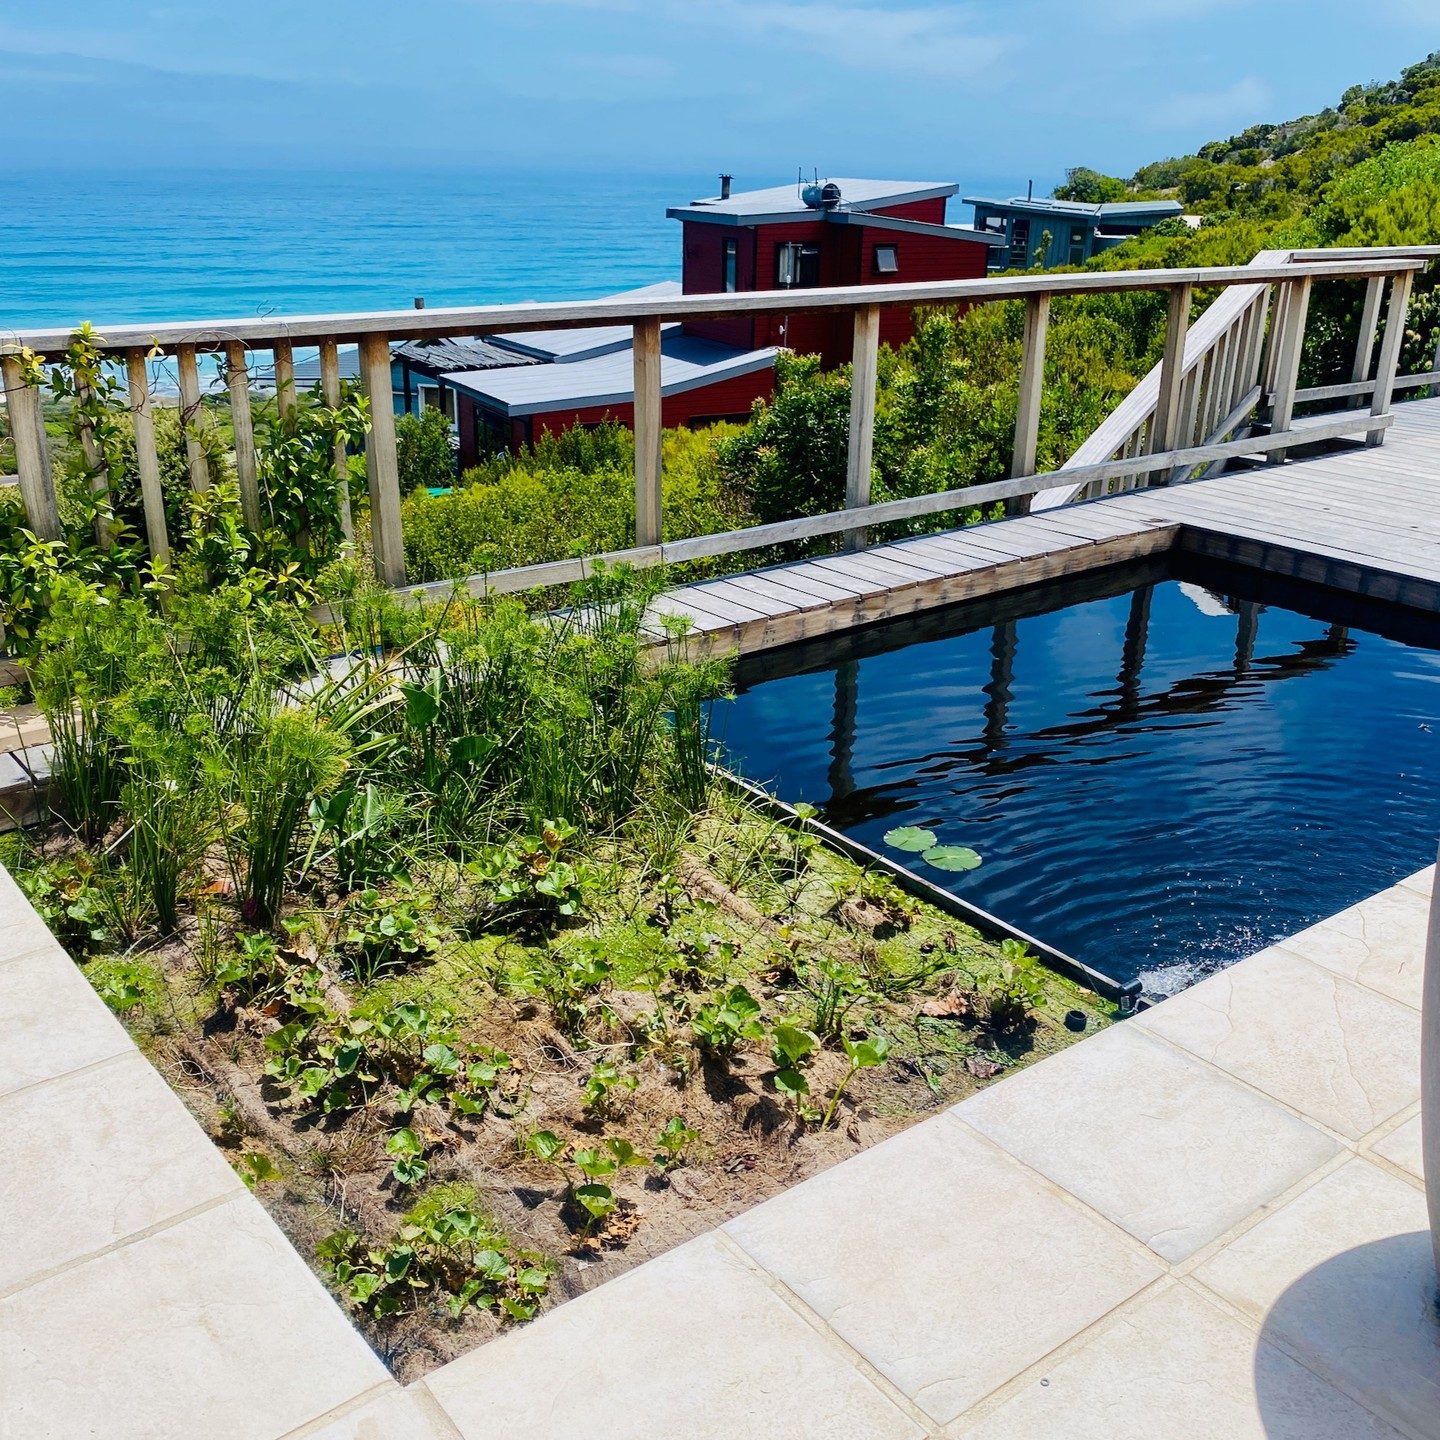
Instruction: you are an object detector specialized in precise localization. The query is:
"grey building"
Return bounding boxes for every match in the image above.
[964,195,1186,270]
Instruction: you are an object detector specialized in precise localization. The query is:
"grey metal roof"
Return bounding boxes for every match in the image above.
[393,336,539,373]
[442,332,777,418]
[668,179,958,226]
[964,195,1183,223]
[488,282,683,363]
[826,210,1006,247]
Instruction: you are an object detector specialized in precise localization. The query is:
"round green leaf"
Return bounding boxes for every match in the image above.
[922,845,982,872]
[883,825,937,853]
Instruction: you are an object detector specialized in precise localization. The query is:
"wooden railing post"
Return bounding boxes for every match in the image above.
[632,317,663,549]
[0,355,61,540]
[125,349,171,566]
[845,304,881,547]
[1009,293,1050,515]
[225,340,262,528]
[1149,283,1193,470]
[176,344,211,493]
[273,339,296,418]
[319,340,354,544]
[359,334,406,585]
[1367,270,1415,447]
[1267,275,1313,461]
[1350,275,1384,407]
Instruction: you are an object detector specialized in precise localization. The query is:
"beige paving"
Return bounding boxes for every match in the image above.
[1194,1159,1440,1440]
[949,1281,1405,1440]
[0,934,133,1098]
[0,1049,244,1291]
[1373,1112,1425,1181]
[286,1386,456,1440]
[1,1196,389,1440]
[1136,945,1422,1139]
[419,1233,924,1440]
[1401,864,1435,899]
[955,1022,1340,1261]
[0,863,59,955]
[725,1113,1161,1425]
[1279,881,1431,1010]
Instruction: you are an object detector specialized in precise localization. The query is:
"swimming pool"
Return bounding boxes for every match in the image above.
[716,555,1440,995]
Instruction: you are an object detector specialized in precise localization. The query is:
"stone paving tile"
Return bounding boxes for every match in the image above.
[957,1024,1339,1263]
[724,1114,1160,1426]
[0,937,132,1098]
[0,863,67,964]
[1398,863,1434,898]
[0,1049,245,1292]
[1277,882,1430,1011]
[1372,1113,1424,1182]
[1136,947,1421,1140]
[948,1280,1403,1440]
[1194,1158,1440,1440]
[289,1387,454,1440]
[421,1233,923,1440]
[1,1195,388,1440]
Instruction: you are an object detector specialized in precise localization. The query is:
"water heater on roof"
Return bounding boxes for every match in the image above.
[801,181,843,210]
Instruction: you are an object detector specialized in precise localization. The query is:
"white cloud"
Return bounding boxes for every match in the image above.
[469,0,1013,80]
[1154,75,1271,129]
[716,1,1012,79]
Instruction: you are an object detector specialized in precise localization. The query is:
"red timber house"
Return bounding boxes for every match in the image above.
[442,177,1002,462]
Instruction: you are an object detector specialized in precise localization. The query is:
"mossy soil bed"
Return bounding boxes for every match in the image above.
[11,788,1111,1383]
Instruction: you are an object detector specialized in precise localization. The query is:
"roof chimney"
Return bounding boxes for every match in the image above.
[719,173,733,200]
[1027,179,1033,201]
[414,296,426,309]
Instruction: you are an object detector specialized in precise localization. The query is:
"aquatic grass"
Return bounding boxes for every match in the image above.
[221,705,350,927]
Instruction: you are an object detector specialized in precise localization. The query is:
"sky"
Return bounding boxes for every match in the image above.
[0,1,1435,188]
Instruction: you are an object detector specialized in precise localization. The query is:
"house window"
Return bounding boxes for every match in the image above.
[722,237,738,292]
[775,241,821,289]
[1068,225,1087,266]
[874,244,899,276]
[418,384,455,421]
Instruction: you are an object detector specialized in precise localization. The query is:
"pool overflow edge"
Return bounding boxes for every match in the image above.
[711,765,1143,1011]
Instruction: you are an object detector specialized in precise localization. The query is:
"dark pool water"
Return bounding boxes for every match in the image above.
[716,556,1440,994]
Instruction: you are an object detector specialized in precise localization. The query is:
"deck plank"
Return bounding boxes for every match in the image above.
[658,397,1440,658]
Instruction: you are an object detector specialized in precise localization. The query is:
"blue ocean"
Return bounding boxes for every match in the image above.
[1,167,1041,330]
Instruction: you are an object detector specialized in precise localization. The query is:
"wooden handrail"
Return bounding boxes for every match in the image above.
[1,256,1430,358]
[1037,245,1440,509]
[3,247,1437,617]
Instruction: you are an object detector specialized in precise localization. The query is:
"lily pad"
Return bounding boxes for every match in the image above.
[883,825,936,853]
[922,845,982,872]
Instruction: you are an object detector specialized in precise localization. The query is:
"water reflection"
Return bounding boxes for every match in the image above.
[719,556,1440,991]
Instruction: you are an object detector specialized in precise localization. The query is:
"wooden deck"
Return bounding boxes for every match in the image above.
[660,396,1440,656]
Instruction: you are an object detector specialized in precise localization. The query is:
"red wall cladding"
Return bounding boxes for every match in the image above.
[680,216,989,363]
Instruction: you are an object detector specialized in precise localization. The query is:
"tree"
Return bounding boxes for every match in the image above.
[1054,167,1128,204]
[396,407,456,494]
[715,353,853,525]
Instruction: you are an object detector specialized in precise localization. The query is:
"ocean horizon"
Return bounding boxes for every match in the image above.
[1,166,1048,333]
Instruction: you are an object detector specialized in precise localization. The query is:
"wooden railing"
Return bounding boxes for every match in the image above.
[2,249,1437,607]
[1037,245,1440,509]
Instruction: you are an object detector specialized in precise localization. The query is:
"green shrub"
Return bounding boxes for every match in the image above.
[396,407,455,494]
[400,422,748,585]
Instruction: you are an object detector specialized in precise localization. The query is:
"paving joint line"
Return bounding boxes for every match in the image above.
[0,1188,243,1302]
[712,1227,948,1438]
